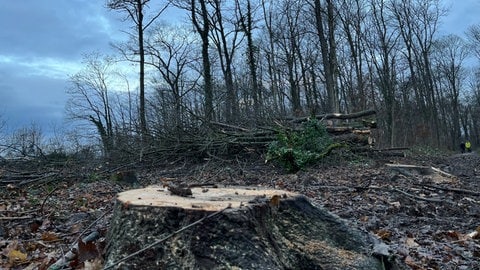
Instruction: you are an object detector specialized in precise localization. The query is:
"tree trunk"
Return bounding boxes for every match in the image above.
[240,0,261,121]
[192,0,214,123]
[314,0,339,113]
[104,186,400,269]
[137,0,147,137]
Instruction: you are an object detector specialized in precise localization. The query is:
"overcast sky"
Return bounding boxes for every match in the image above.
[0,0,479,138]
[0,0,131,136]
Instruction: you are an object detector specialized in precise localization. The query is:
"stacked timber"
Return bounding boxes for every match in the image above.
[215,109,378,150]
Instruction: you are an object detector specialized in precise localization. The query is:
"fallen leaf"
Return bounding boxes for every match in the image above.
[405,237,419,248]
[78,239,99,263]
[30,219,42,233]
[41,231,59,242]
[445,230,460,240]
[375,229,391,240]
[70,223,83,234]
[8,249,27,264]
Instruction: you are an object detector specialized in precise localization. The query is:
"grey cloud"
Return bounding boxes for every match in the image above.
[0,0,127,60]
[0,1,131,138]
[3,104,66,137]
[0,66,69,135]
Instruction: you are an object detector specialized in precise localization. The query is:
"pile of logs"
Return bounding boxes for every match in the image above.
[207,109,378,154]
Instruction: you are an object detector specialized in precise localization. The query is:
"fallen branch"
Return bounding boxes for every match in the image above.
[374,147,409,152]
[353,147,406,157]
[40,186,60,214]
[430,166,457,179]
[421,184,480,196]
[0,215,32,220]
[386,164,433,175]
[210,121,251,132]
[18,172,58,186]
[392,188,445,203]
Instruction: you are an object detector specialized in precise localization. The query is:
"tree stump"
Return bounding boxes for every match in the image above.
[104,186,399,270]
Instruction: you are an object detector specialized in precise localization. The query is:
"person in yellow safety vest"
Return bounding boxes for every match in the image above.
[465,140,472,152]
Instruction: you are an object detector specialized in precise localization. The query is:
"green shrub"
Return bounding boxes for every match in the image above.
[266,119,340,172]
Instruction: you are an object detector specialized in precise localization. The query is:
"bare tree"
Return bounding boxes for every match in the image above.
[237,0,262,120]
[313,0,339,113]
[466,68,480,147]
[107,0,170,136]
[0,114,5,155]
[432,34,469,148]
[262,0,305,115]
[208,0,244,122]
[365,0,401,147]
[260,0,286,116]
[336,0,369,113]
[89,0,473,152]
[281,0,303,115]
[188,0,215,123]
[462,24,480,147]
[145,23,199,133]
[66,54,121,157]
[4,124,44,159]
[466,24,480,62]
[392,0,446,146]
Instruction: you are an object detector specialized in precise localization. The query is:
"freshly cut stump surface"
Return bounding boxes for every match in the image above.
[105,185,399,270]
[116,186,293,211]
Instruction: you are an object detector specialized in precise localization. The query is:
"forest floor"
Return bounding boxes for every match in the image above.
[1,149,479,269]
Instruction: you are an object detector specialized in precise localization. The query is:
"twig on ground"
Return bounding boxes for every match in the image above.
[430,166,457,179]
[421,184,480,196]
[18,172,58,186]
[40,186,60,214]
[392,187,445,203]
[0,215,32,220]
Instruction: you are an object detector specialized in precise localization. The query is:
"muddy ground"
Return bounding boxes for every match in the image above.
[1,150,479,269]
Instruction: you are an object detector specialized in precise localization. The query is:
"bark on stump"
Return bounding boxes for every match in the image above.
[105,186,394,269]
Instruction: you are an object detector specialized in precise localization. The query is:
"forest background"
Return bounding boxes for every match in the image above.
[2,0,480,162]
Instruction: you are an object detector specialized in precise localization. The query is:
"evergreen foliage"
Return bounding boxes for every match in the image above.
[267,119,340,173]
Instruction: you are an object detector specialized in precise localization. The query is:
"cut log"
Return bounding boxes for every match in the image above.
[332,133,373,146]
[290,109,377,123]
[105,186,403,269]
[386,163,433,175]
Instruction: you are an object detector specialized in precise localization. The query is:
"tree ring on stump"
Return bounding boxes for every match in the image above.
[116,186,295,211]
